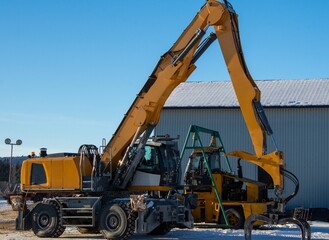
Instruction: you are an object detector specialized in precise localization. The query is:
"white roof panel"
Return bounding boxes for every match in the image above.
[164,79,329,108]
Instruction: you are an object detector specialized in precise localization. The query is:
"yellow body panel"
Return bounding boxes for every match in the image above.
[51,159,63,188]
[187,172,271,224]
[63,157,82,189]
[227,150,284,190]
[246,183,260,202]
[241,202,270,221]
[21,156,92,192]
[191,190,271,224]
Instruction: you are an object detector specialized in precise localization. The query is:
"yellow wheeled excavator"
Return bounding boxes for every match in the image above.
[8,0,310,239]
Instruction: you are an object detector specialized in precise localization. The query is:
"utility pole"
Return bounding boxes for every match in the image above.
[4,138,22,192]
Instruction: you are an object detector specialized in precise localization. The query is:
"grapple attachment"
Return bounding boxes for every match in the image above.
[244,213,311,240]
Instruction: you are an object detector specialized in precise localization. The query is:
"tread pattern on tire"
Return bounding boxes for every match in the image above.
[31,199,66,238]
[119,202,137,239]
[45,200,66,237]
[100,201,136,240]
[222,207,245,230]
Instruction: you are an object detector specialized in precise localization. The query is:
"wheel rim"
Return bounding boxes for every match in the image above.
[38,213,50,229]
[31,203,66,238]
[227,212,239,226]
[106,212,121,231]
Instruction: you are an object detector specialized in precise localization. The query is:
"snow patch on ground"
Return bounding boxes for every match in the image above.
[0,197,11,210]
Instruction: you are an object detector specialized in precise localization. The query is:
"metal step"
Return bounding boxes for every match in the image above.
[177,204,186,223]
[58,196,101,228]
[64,223,94,227]
[82,179,93,191]
[62,208,93,211]
[62,216,93,219]
[61,207,93,226]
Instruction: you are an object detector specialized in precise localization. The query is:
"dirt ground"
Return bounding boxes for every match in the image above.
[0,208,16,231]
[0,208,160,240]
[0,208,104,240]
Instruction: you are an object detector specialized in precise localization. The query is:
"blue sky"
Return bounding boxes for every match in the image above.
[1,0,329,157]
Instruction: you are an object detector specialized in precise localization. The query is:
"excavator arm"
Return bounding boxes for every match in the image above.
[211,2,285,190]
[101,0,283,191]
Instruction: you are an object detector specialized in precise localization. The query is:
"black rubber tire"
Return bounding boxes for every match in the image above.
[99,203,135,240]
[147,223,172,235]
[31,202,66,237]
[221,208,245,229]
[77,227,100,234]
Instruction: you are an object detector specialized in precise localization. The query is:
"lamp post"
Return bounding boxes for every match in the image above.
[5,138,22,192]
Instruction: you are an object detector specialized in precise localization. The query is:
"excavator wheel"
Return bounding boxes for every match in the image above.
[31,201,66,237]
[99,202,135,240]
[220,208,245,229]
[147,222,172,235]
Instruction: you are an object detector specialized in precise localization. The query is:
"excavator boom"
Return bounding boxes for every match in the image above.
[101,0,282,190]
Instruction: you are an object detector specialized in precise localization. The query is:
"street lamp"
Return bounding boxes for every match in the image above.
[5,138,22,192]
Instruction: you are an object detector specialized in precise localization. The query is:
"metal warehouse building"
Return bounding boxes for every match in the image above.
[154,79,329,209]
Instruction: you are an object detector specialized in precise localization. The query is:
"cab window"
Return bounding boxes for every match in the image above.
[137,146,160,173]
[30,163,47,185]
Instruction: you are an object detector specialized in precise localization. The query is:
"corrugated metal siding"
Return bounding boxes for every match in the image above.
[265,108,329,209]
[155,108,329,209]
[164,79,329,108]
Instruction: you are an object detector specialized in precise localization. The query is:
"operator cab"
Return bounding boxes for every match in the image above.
[130,135,180,188]
[184,146,268,202]
[184,147,223,192]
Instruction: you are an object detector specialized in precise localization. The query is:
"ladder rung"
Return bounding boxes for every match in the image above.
[62,216,93,219]
[64,224,93,227]
[57,197,100,200]
[62,208,93,211]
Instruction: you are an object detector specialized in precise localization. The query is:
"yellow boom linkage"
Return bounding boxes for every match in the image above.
[101,0,283,191]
